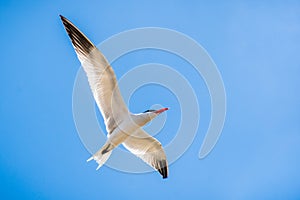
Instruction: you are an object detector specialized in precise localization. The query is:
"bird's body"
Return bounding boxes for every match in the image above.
[60,15,169,179]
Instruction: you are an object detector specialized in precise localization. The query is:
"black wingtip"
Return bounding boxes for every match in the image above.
[59,15,70,24]
[158,160,168,179]
[59,15,95,57]
[161,166,168,179]
[59,15,68,23]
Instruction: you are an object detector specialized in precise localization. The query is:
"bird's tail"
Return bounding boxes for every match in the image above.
[87,143,114,170]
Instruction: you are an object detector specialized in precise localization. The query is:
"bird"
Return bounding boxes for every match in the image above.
[60,15,169,179]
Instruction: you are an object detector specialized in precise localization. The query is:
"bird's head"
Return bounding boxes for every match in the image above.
[133,108,169,127]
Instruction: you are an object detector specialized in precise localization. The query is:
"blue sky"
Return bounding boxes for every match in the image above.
[1,0,300,199]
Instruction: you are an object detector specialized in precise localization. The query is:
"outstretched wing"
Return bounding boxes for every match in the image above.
[122,129,168,179]
[60,15,128,134]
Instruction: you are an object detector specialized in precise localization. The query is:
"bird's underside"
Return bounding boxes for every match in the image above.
[60,15,169,179]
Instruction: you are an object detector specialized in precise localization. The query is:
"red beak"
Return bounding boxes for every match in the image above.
[154,107,169,114]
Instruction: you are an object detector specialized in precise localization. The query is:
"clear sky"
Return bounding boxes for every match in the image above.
[1,0,300,199]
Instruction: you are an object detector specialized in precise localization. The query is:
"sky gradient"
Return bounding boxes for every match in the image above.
[1,1,300,199]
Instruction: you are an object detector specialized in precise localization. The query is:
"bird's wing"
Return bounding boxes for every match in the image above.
[60,15,128,133]
[122,129,168,179]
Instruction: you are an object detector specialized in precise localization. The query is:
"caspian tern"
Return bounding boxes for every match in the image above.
[60,15,169,179]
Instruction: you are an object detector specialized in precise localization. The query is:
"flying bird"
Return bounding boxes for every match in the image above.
[60,15,169,179]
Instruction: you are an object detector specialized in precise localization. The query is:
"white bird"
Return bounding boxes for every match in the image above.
[60,15,169,179]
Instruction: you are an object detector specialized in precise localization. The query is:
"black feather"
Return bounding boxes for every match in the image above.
[158,160,168,179]
[60,15,95,57]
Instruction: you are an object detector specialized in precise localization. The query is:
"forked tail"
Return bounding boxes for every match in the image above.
[87,143,114,170]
